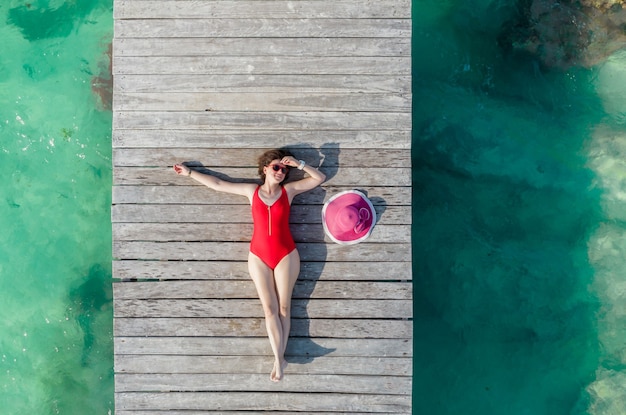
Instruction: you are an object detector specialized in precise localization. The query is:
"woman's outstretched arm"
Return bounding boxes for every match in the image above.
[173,163,256,199]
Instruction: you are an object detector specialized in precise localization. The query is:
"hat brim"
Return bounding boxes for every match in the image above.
[322,190,376,245]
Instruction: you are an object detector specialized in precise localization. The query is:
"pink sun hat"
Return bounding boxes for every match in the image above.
[322,190,376,245]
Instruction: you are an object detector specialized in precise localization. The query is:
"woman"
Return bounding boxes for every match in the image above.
[173,149,326,382]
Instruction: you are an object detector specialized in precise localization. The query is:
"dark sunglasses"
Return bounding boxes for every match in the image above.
[270,164,289,174]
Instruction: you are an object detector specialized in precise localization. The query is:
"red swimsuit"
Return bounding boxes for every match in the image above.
[250,186,297,269]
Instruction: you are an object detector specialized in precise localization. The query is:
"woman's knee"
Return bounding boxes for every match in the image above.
[262,301,280,319]
[279,303,291,319]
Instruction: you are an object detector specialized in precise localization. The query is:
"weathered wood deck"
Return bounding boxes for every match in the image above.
[112,1,412,413]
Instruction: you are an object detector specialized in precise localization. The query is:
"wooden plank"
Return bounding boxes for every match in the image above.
[113,148,411,168]
[114,0,411,19]
[113,56,410,76]
[112,185,412,205]
[112,223,411,243]
[116,411,407,415]
[114,337,413,357]
[114,317,413,338]
[112,260,412,281]
[111,205,410,227]
[111,204,411,224]
[113,113,411,135]
[114,74,412,94]
[115,392,412,413]
[112,241,412,262]
[113,111,411,131]
[112,222,256,241]
[114,37,410,57]
[116,172,410,193]
[115,373,411,394]
[114,19,411,39]
[115,355,413,376]
[113,111,411,133]
[113,299,413,319]
[113,129,411,149]
[113,280,412,300]
[113,167,412,186]
[114,92,411,112]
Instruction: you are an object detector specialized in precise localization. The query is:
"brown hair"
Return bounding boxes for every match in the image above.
[257,149,293,182]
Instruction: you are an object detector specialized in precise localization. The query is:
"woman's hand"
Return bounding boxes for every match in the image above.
[280,156,299,168]
[173,163,191,176]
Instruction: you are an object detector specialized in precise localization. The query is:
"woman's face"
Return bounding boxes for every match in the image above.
[264,159,288,183]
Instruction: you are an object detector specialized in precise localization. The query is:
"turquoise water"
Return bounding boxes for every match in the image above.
[413,1,626,414]
[0,1,113,414]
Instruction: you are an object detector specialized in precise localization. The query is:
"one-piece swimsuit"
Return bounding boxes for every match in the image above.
[250,186,297,269]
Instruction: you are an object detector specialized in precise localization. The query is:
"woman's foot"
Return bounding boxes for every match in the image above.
[270,359,287,382]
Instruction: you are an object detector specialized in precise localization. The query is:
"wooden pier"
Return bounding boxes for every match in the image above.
[112,1,412,413]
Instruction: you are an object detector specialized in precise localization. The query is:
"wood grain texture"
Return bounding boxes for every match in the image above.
[115,74,412,94]
[113,129,411,148]
[114,18,411,38]
[113,298,413,319]
[113,260,412,281]
[112,185,411,205]
[113,166,412,186]
[112,241,412,262]
[115,355,413,376]
[114,37,411,57]
[113,110,411,130]
[114,0,411,19]
[115,373,412,394]
[114,92,411,112]
[112,0,412,410]
[114,317,413,338]
[113,280,412,300]
[112,222,411,243]
[115,391,412,412]
[115,337,412,357]
[113,148,411,168]
[111,203,411,224]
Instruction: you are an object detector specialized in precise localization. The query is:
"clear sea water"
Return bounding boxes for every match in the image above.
[1,0,626,414]
[412,1,626,415]
[0,0,113,414]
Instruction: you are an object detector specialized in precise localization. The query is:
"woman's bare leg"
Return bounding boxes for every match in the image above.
[272,250,301,374]
[248,253,284,382]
